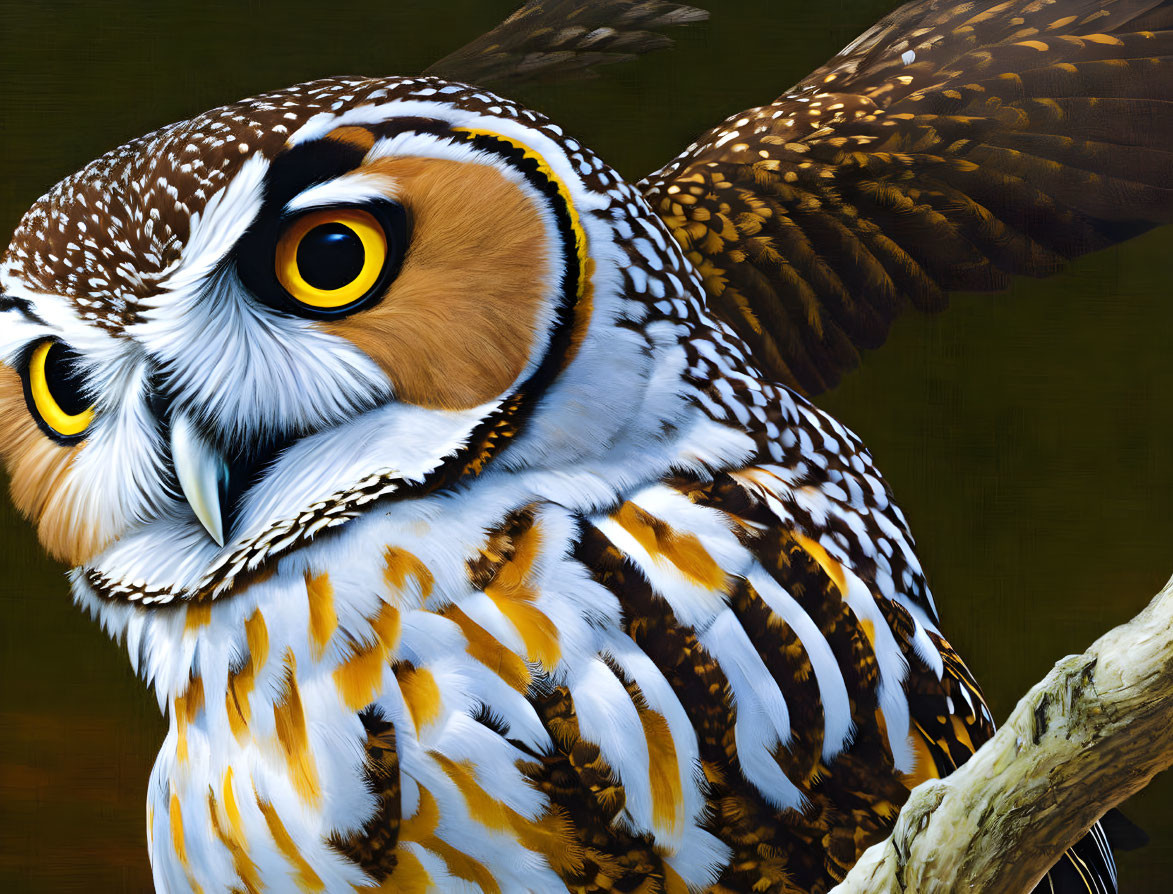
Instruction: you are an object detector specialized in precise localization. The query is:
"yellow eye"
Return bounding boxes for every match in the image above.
[26,340,95,440]
[274,208,388,310]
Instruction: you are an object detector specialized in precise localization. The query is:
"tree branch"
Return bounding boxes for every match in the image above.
[830,576,1173,893]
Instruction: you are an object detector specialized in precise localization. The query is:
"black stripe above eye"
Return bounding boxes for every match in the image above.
[0,294,49,327]
[260,138,369,211]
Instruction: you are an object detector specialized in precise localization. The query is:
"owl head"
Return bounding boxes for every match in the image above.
[0,76,714,607]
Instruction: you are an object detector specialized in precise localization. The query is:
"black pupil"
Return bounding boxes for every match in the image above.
[296,223,365,291]
[43,342,90,416]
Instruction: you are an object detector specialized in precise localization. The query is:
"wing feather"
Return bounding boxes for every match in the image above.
[642,0,1173,394]
[425,0,708,87]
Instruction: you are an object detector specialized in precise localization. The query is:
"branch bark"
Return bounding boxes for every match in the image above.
[830,575,1173,893]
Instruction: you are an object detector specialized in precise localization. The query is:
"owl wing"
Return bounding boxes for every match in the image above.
[641,0,1173,396]
[424,0,708,87]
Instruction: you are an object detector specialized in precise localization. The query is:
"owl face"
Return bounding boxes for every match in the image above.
[0,76,696,604]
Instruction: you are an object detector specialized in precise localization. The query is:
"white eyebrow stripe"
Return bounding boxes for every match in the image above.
[288,98,611,212]
[284,171,402,214]
[0,310,50,363]
[0,285,124,361]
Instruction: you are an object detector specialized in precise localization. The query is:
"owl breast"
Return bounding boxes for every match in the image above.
[142,374,960,894]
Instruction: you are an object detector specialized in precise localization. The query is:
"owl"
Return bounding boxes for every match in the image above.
[1,0,1168,892]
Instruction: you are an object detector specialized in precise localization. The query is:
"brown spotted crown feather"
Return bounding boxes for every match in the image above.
[0,1,1167,892]
[5,84,316,328]
[5,78,549,330]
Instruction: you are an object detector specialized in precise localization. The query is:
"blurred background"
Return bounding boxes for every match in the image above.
[0,0,1170,890]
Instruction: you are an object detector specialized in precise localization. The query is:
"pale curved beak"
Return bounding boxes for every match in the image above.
[169,412,229,547]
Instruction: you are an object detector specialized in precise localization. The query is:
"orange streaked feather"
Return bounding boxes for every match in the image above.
[273,650,320,807]
[792,531,847,595]
[432,753,584,877]
[443,603,532,692]
[207,771,261,894]
[332,601,400,711]
[396,665,443,732]
[169,792,205,894]
[374,847,431,893]
[612,501,727,592]
[636,705,684,835]
[305,571,337,659]
[482,520,561,667]
[173,672,204,766]
[383,546,434,602]
[399,788,501,894]
[226,608,269,740]
[256,793,325,893]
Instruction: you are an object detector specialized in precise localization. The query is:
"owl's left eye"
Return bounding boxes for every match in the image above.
[235,201,408,319]
[275,207,389,310]
[23,339,95,442]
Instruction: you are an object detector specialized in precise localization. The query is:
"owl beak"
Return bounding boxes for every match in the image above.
[169,413,229,547]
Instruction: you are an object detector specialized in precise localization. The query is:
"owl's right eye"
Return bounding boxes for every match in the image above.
[23,339,95,442]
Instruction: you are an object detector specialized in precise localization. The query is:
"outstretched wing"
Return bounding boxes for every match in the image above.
[425,0,708,87]
[642,0,1173,396]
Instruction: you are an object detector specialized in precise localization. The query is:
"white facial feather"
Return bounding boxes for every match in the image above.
[66,355,173,537]
[134,265,393,440]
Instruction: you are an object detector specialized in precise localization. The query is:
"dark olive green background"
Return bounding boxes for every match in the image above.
[0,1,1170,890]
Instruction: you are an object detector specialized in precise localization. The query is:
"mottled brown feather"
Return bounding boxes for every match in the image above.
[425,0,708,87]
